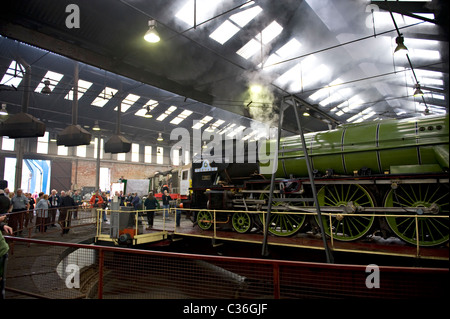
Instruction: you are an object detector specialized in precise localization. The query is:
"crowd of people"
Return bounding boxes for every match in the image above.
[0,186,182,299]
[0,188,85,234]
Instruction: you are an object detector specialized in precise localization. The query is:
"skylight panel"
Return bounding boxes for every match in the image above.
[309,78,343,101]
[170,109,193,125]
[134,99,159,117]
[35,71,64,93]
[64,79,93,100]
[237,39,261,59]
[192,115,213,129]
[409,48,440,60]
[0,61,25,88]
[205,119,225,132]
[156,105,177,121]
[92,87,118,107]
[229,3,262,27]
[218,123,236,135]
[175,0,223,27]
[227,125,246,138]
[419,78,444,87]
[237,20,283,59]
[114,93,140,112]
[257,21,283,44]
[209,20,240,44]
[262,38,302,67]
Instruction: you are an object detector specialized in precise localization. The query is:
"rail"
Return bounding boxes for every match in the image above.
[170,208,449,259]
[3,236,448,299]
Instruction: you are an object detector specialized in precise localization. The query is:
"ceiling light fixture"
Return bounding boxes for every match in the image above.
[202,141,208,149]
[250,84,262,94]
[41,80,52,94]
[394,35,408,54]
[144,106,153,118]
[0,104,8,116]
[413,83,424,97]
[144,20,160,43]
[92,120,101,131]
[157,132,163,141]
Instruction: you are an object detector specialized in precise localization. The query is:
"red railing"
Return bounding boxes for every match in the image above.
[4,236,448,299]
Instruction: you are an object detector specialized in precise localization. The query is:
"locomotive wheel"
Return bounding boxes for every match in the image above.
[196,210,213,231]
[316,184,375,241]
[232,212,252,233]
[384,184,449,246]
[259,185,306,237]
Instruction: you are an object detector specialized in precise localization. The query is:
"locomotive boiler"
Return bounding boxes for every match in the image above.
[190,114,449,247]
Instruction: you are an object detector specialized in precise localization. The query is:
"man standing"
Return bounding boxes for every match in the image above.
[72,190,82,219]
[59,191,75,234]
[0,190,9,216]
[0,214,13,299]
[9,189,29,234]
[48,189,60,227]
[162,189,172,219]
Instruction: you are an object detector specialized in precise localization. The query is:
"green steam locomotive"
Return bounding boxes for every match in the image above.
[191,114,449,247]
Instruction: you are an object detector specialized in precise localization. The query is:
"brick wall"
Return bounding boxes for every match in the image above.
[71,159,169,190]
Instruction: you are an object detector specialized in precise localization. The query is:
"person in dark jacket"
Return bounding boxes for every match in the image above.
[144,193,159,229]
[48,189,61,227]
[1,213,13,299]
[0,190,9,216]
[59,191,75,234]
[161,190,172,219]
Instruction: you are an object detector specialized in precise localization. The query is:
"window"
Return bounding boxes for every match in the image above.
[1,136,15,151]
[170,109,193,125]
[192,115,213,129]
[92,87,118,107]
[172,149,180,166]
[144,146,152,163]
[77,145,87,157]
[204,119,225,132]
[117,153,126,161]
[93,138,104,159]
[35,71,64,94]
[156,147,164,164]
[184,150,190,165]
[65,79,93,100]
[156,106,177,121]
[131,143,140,162]
[37,132,49,154]
[57,145,69,156]
[114,93,141,112]
[0,60,24,88]
[209,2,262,45]
[135,99,159,117]
[99,167,110,192]
[236,21,283,59]
[175,0,224,27]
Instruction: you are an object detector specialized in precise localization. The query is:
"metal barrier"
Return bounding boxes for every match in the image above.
[4,236,448,299]
[2,206,96,238]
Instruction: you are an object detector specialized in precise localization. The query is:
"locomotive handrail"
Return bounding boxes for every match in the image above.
[169,207,448,259]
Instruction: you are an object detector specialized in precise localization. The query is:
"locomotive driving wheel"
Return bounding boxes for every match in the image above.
[196,210,213,231]
[232,212,252,233]
[316,184,375,241]
[384,183,449,246]
[259,185,306,237]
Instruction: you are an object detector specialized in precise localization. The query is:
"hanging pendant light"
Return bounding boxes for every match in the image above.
[92,120,101,131]
[144,20,160,43]
[0,104,8,116]
[157,132,163,141]
[413,83,424,97]
[394,35,408,54]
[41,80,52,94]
[144,106,153,118]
